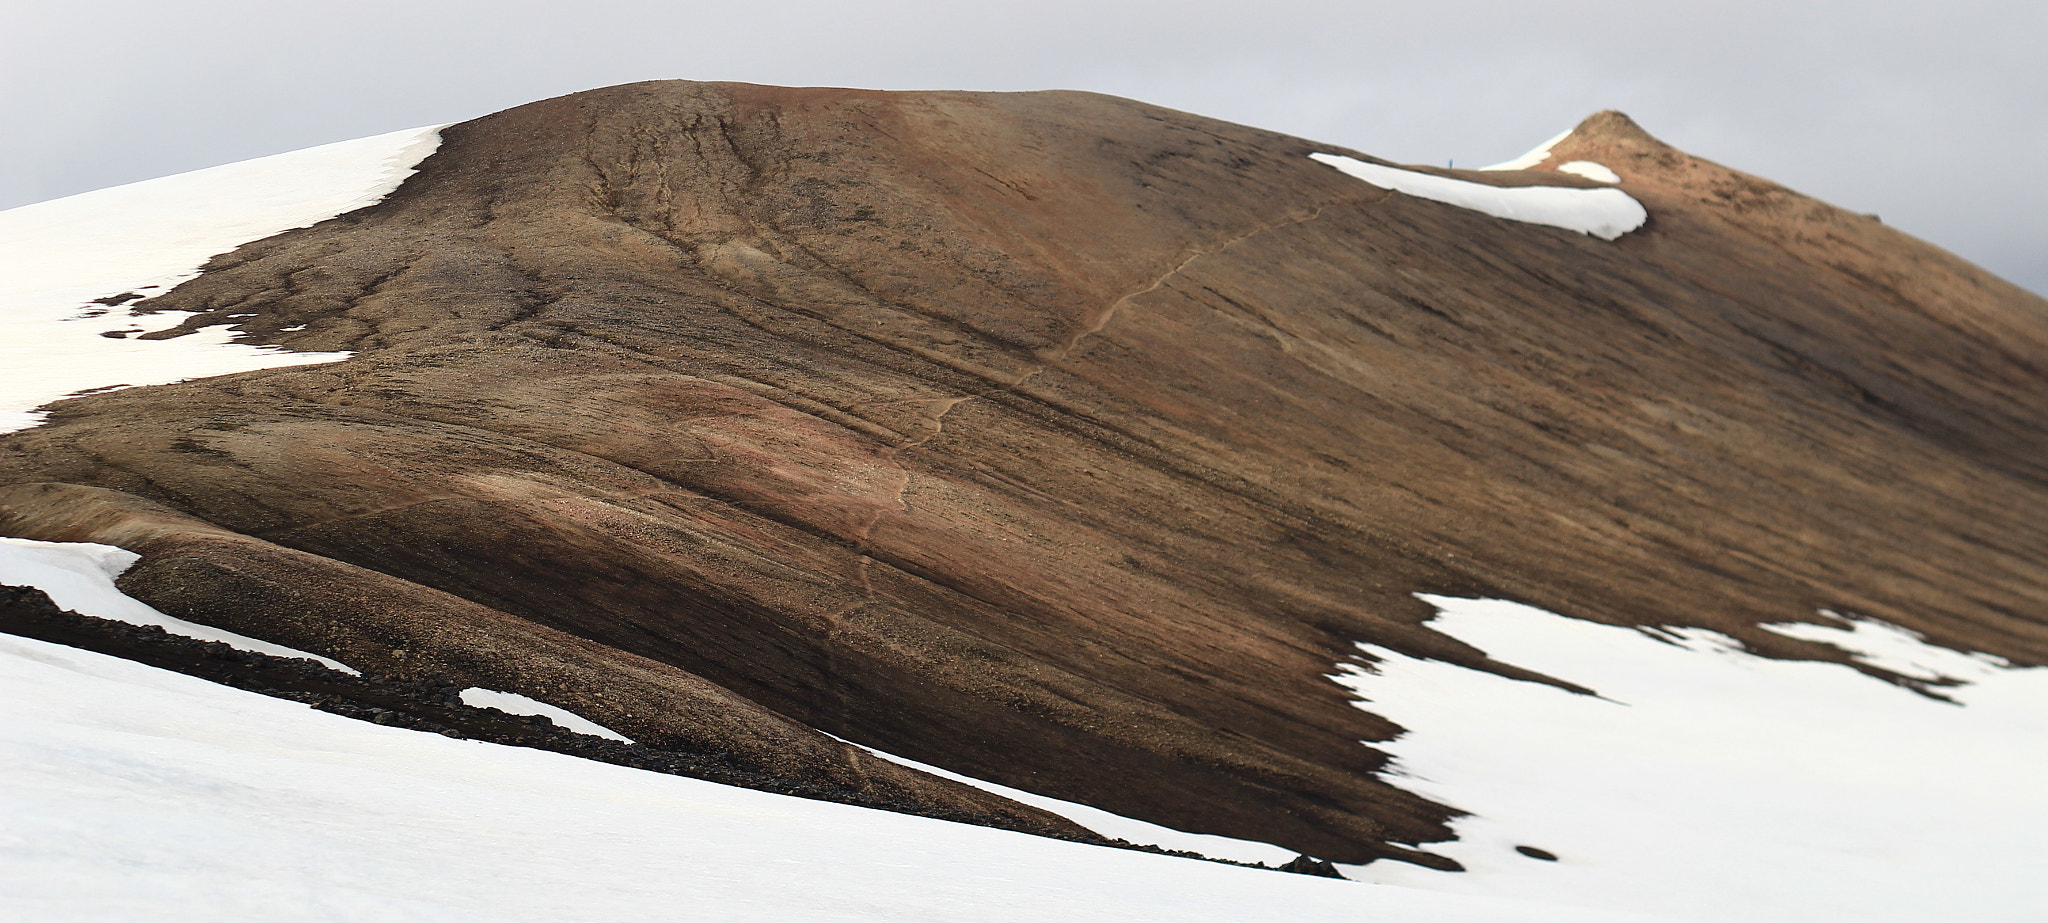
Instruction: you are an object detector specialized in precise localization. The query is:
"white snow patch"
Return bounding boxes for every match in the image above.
[459,687,632,742]
[1333,594,2048,922]
[1,633,1669,922]
[1555,161,1620,184]
[1478,127,1574,172]
[0,537,356,672]
[0,125,444,433]
[1761,611,2012,685]
[834,737,1297,867]
[1309,153,1647,240]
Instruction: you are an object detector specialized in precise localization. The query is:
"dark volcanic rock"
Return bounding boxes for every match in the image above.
[4,82,2046,865]
[0,582,1093,840]
[1277,855,1348,879]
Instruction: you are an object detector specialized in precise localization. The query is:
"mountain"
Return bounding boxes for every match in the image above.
[3,80,2045,911]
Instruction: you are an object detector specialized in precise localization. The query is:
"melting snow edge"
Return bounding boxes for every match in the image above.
[1308,153,1646,240]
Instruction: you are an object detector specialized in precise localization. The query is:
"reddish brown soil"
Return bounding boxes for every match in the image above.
[3,83,2044,865]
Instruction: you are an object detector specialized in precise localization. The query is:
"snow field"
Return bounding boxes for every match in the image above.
[1308,153,1647,240]
[0,125,443,433]
[1336,595,2048,922]
[7,539,2040,920]
[1759,611,2014,685]
[1,627,1659,922]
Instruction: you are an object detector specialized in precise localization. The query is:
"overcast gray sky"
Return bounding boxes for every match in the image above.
[5,0,2042,294]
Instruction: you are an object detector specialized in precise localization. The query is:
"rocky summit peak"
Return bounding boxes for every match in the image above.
[1567,110,1666,149]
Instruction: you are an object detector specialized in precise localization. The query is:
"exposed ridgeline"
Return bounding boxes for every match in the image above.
[4,81,2046,866]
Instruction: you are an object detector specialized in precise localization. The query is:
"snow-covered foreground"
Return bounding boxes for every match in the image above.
[0,537,1641,920]
[1338,596,2048,921]
[2,629,1666,922]
[7,538,2039,921]
[1310,152,1646,240]
[0,126,442,433]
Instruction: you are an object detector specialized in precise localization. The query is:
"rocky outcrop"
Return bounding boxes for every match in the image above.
[4,82,2045,864]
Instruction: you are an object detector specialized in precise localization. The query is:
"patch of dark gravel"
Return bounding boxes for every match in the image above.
[0,583,1346,878]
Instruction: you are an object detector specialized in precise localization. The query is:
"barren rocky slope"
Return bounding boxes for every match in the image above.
[4,81,2045,865]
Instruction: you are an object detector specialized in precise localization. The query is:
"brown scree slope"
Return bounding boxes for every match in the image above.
[4,81,2047,865]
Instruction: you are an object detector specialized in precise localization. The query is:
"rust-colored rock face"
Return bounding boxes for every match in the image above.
[4,83,2045,865]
